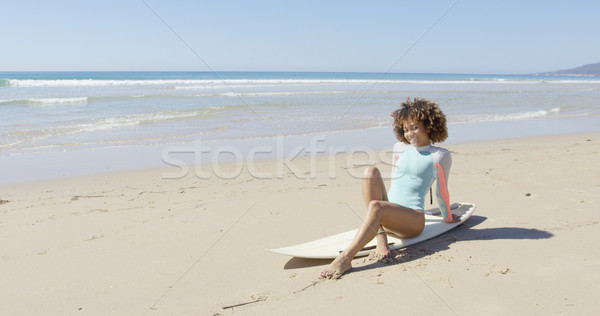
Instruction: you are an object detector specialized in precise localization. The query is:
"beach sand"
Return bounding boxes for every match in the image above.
[1,132,599,315]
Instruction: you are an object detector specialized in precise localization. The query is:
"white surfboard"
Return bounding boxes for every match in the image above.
[268,202,475,259]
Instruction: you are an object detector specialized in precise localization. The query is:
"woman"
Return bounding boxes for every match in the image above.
[321,98,460,279]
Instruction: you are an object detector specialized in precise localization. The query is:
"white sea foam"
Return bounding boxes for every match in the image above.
[76,112,200,133]
[0,97,89,106]
[5,79,328,87]
[1,111,202,148]
[8,77,600,88]
[452,107,561,123]
[173,83,288,90]
[27,97,89,104]
[218,90,349,97]
[549,107,561,113]
[6,79,207,87]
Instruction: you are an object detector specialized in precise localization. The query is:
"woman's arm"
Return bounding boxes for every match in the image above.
[434,162,452,222]
[433,149,455,223]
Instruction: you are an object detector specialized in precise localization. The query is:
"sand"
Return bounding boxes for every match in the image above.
[1,132,599,315]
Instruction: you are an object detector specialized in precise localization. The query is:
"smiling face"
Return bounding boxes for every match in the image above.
[403,120,431,147]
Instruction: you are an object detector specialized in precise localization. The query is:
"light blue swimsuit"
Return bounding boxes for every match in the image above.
[387,142,453,222]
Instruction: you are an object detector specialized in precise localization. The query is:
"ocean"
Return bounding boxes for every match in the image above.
[1,71,599,183]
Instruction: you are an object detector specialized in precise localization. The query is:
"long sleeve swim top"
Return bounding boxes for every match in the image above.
[387,142,453,222]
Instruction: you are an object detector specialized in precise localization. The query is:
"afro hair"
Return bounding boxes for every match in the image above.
[391,98,448,144]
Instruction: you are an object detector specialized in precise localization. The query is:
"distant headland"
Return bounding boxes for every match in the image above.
[533,62,600,77]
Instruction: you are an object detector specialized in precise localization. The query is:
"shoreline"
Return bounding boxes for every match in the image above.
[3,130,598,189]
[2,115,600,185]
[1,132,599,314]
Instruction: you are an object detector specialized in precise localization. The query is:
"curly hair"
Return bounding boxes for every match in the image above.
[391,98,448,144]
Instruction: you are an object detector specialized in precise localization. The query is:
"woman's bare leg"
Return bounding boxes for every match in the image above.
[362,166,388,206]
[321,167,425,279]
[321,200,425,279]
[362,166,392,259]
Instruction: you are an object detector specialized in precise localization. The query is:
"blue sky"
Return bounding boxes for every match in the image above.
[1,0,598,74]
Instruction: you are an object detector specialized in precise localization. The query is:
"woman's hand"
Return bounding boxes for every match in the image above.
[445,213,461,223]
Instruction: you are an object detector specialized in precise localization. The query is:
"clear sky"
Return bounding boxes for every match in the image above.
[1,0,598,74]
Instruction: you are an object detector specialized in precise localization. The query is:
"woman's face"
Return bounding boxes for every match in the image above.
[403,120,431,147]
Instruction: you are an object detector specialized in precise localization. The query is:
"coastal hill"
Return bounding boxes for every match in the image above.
[534,62,600,77]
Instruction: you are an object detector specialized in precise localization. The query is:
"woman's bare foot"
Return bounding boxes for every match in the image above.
[373,233,392,260]
[320,253,352,279]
